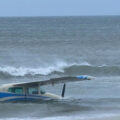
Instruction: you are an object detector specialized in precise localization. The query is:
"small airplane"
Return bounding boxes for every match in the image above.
[0,75,93,102]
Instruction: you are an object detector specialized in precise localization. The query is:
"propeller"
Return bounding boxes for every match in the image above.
[61,83,66,97]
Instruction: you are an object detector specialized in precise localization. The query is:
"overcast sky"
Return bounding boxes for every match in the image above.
[0,0,120,16]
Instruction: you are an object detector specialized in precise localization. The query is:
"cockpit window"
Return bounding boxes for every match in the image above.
[27,87,38,95]
[27,87,46,95]
[8,87,23,94]
[40,88,46,94]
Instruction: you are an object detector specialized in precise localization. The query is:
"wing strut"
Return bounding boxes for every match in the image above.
[61,83,66,97]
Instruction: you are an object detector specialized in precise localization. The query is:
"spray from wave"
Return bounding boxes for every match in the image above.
[0,61,120,77]
[0,61,90,77]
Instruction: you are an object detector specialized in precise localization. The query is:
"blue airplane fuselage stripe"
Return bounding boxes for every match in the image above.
[0,92,50,102]
[0,92,24,98]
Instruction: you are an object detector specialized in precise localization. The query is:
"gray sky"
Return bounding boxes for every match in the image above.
[0,0,120,16]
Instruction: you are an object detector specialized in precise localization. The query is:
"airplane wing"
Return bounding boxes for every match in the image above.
[14,75,93,87]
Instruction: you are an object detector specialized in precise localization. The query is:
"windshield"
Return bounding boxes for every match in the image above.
[40,87,46,94]
[26,87,46,95]
[27,87,38,94]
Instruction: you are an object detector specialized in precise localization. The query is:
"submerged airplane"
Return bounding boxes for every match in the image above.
[0,75,93,102]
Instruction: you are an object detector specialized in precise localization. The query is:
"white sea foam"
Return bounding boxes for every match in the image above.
[1,114,120,120]
[39,114,120,120]
[98,64,108,67]
[0,61,91,76]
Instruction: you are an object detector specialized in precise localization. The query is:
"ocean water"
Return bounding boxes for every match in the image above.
[0,16,120,120]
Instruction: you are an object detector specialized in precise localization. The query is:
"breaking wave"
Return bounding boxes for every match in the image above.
[0,114,120,120]
[0,61,90,77]
[0,61,120,77]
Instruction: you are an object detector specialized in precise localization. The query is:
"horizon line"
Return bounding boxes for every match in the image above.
[0,15,120,18]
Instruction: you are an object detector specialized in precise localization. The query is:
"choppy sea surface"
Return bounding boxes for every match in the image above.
[0,16,120,120]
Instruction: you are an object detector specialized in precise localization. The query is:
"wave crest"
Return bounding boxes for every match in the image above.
[1,62,120,77]
[0,61,90,77]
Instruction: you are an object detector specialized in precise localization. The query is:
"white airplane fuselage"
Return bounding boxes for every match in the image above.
[0,84,61,102]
